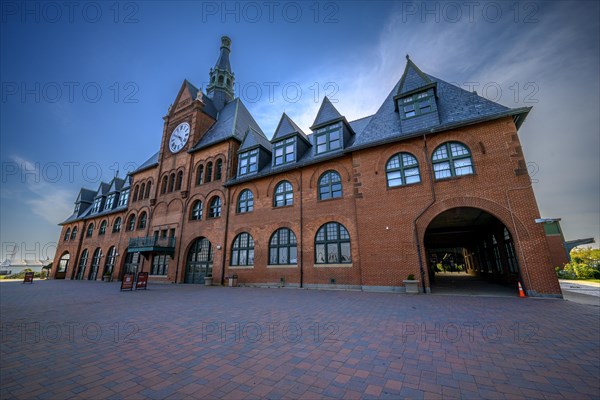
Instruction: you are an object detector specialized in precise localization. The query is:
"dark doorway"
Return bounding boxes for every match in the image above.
[185,237,213,284]
[425,207,520,296]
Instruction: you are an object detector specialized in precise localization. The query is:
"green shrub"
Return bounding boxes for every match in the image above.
[562,262,598,279]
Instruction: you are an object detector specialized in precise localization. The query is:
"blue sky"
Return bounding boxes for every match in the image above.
[1,1,599,260]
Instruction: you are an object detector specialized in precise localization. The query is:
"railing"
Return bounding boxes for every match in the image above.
[128,236,176,253]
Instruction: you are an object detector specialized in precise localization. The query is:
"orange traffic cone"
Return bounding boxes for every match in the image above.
[518,281,526,298]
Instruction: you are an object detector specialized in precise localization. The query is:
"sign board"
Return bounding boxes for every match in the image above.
[135,272,148,290]
[23,272,34,284]
[121,273,134,291]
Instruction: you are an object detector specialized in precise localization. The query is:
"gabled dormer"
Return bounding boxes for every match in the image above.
[117,177,131,208]
[310,97,354,156]
[271,113,311,167]
[237,127,272,177]
[103,177,125,212]
[394,56,440,132]
[90,182,110,214]
[73,188,96,216]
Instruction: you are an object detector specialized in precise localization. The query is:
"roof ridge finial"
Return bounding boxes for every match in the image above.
[406,54,410,61]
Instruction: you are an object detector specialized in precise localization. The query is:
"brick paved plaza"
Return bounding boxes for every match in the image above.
[1,281,599,399]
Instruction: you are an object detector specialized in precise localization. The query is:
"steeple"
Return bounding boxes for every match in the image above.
[207,36,235,111]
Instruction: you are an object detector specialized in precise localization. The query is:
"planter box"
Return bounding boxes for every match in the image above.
[204,277,213,286]
[403,280,419,294]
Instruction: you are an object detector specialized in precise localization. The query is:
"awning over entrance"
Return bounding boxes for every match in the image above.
[128,237,176,254]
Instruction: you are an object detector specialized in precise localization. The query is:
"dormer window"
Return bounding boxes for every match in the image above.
[91,198,102,214]
[238,149,258,176]
[117,189,129,207]
[400,92,433,119]
[104,194,116,211]
[273,138,295,166]
[314,122,342,155]
[74,203,80,213]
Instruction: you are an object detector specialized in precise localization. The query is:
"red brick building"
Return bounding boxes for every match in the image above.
[51,37,562,297]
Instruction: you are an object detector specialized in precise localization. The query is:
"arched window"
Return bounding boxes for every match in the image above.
[237,189,254,213]
[138,212,147,229]
[127,215,136,231]
[315,222,352,264]
[86,223,94,237]
[386,152,421,187]
[218,75,224,84]
[76,249,88,280]
[231,232,254,266]
[175,171,183,191]
[269,228,297,265]
[70,227,77,240]
[432,142,474,180]
[215,159,223,181]
[168,173,175,192]
[133,185,139,202]
[113,217,122,233]
[145,182,152,199]
[206,162,213,183]
[140,183,146,200]
[274,181,293,207]
[196,164,204,185]
[89,248,102,280]
[190,200,203,220]
[209,197,222,218]
[103,246,116,277]
[161,176,168,194]
[64,228,71,241]
[99,220,107,235]
[318,171,342,200]
[57,253,70,273]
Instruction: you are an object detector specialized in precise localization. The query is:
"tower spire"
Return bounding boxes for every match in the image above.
[207,36,235,111]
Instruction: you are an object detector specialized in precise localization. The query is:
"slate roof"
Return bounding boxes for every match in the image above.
[310,97,344,129]
[272,113,310,143]
[190,98,265,152]
[95,182,111,197]
[398,59,432,95]
[215,39,232,72]
[349,71,529,150]
[76,188,96,204]
[131,151,159,174]
[348,115,373,136]
[239,127,272,153]
[184,80,218,119]
[61,176,130,224]
[225,114,370,186]
[107,177,125,193]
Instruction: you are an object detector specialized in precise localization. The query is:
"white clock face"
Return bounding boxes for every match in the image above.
[169,122,190,153]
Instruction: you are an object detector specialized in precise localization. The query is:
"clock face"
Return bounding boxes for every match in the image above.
[169,122,190,153]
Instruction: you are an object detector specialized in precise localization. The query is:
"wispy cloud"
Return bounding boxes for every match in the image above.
[10,156,73,225]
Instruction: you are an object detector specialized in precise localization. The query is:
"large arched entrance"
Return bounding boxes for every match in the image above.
[424,207,520,296]
[185,237,213,284]
[54,253,70,279]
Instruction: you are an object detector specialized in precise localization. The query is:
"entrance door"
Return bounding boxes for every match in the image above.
[55,253,70,279]
[185,238,213,284]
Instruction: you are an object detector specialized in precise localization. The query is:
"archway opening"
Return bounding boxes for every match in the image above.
[185,237,213,284]
[424,207,520,296]
[55,253,70,279]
